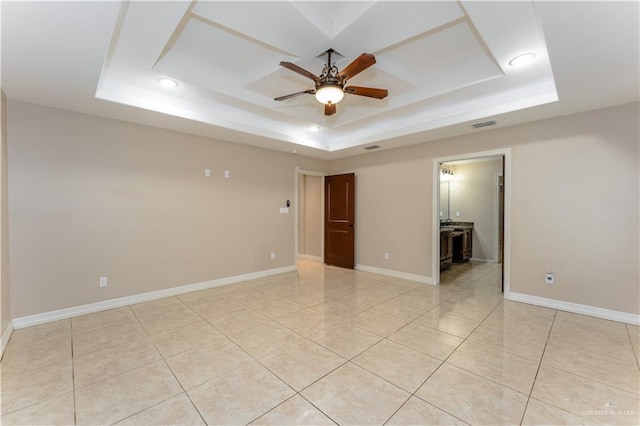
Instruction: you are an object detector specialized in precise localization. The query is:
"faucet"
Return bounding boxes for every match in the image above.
[441,218,453,226]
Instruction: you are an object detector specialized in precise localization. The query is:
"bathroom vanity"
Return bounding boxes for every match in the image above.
[440,222,473,270]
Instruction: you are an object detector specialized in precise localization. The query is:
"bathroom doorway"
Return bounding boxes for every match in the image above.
[432,149,511,296]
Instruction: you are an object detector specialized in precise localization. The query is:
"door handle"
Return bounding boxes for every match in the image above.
[349,224,355,228]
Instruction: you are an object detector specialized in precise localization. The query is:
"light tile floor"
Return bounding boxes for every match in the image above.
[1,260,639,425]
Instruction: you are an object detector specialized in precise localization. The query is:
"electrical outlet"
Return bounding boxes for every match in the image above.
[224,170,230,178]
[205,168,211,177]
[270,252,276,260]
[384,252,389,260]
[99,277,108,287]
[545,272,554,284]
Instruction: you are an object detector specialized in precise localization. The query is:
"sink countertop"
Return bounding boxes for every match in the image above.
[440,222,474,231]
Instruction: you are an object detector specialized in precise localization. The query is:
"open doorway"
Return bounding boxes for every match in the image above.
[295,169,326,265]
[432,149,511,296]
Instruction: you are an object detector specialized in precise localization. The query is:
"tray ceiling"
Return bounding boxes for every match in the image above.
[96,1,556,153]
[2,1,638,159]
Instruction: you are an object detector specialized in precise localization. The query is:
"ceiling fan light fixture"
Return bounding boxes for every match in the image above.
[315,85,344,105]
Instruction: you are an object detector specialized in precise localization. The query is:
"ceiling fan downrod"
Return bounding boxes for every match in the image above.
[320,49,342,86]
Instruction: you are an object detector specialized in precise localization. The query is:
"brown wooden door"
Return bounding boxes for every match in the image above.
[324,173,355,269]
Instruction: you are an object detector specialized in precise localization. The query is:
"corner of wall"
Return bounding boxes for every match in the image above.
[0,89,12,355]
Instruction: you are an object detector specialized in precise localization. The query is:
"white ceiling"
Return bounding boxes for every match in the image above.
[1,1,638,160]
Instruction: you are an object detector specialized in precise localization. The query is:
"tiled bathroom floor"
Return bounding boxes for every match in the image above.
[1,260,638,425]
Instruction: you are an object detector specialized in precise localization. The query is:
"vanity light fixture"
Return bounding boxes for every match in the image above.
[157,78,179,88]
[508,52,537,68]
[441,167,454,182]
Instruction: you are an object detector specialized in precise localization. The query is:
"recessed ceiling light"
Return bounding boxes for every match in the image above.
[309,125,320,132]
[508,53,537,68]
[157,78,179,88]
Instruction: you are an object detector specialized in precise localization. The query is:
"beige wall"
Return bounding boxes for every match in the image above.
[1,90,10,335]
[330,102,639,315]
[302,175,322,258]
[449,159,503,261]
[7,101,326,318]
[5,99,639,320]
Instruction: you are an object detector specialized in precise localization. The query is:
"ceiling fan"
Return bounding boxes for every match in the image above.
[274,49,388,116]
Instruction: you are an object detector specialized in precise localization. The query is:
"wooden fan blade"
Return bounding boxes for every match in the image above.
[274,89,315,101]
[344,86,388,99]
[279,61,320,84]
[337,53,376,80]
[325,103,336,116]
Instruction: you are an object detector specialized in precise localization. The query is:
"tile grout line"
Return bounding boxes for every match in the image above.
[382,275,500,424]
[70,319,78,426]
[71,308,150,360]
[533,344,640,396]
[0,324,75,418]
[516,313,626,425]
[15,261,635,425]
[517,309,558,425]
[625,324,640,370]
[532,315,640,395]
[97,305,191,425]
[190,272,423,424]
[224,273,365,424]
[0,263,475,422]
[392,289,506,425]
[147,319,210,426]
[170,287,325,424]
[294,394,341,426]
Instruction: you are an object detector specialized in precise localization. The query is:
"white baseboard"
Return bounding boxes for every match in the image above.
[12,265,297,330]
[469,257,498,263]
[355,264,434,285]
[297,254,322,262]
[1,321,13,358]
[507,292,640,326]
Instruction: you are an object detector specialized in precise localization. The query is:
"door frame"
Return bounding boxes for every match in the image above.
[432,148,512,297]
[294,167,327,266]
[494,172,504,264]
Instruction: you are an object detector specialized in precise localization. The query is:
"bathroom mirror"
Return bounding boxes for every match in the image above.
[440,181,450,221]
